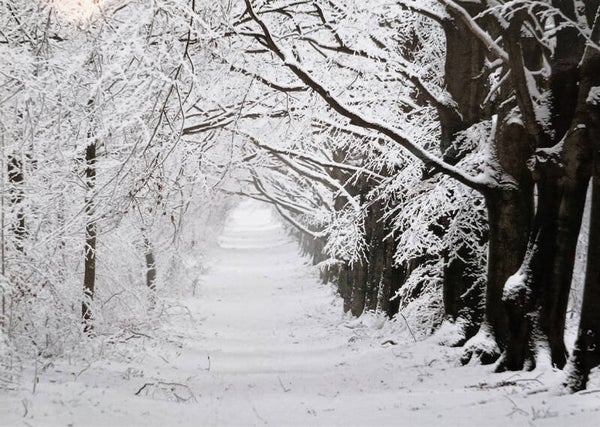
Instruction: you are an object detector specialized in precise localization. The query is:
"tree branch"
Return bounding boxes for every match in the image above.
[438,0,510,65]
[242,0,488,192]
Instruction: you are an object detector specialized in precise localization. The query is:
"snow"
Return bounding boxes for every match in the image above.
[2,199,600,426]
[462,322,501,363]
[434,318,467,347]
[586,86,600,106]
[503,268,531,303]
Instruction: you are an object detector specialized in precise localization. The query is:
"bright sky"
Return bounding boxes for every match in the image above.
[53,0,102,21]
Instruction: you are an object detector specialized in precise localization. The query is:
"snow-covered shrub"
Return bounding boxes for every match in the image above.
[393,259,444,338]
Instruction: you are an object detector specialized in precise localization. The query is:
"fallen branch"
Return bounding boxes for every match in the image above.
[135,381,197,403]
[577,388,600,395]
[278,376,291,393]
[467,377,543,390]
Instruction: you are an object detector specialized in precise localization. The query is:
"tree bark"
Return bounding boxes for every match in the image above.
[350,260,368,316]
[144,237,157,292]
[437,4,489,339]
[566,169,600,391]
[364,205,381,313]
[462,114,535,365]
[532,0,589,369]
[499,2,599,371]
[6,155,28,302]
[378,241,404,318]
[338,262,352,313]
[563,5,600,390]
[537,147,591,368]
[82,142,97,335]
[7,156,25,250]
[485,186,533,352]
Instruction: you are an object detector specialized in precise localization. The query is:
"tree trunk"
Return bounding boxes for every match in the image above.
[563,5,600,390]
[7,156,25,250]
[532,0,588,369]
[82,142,97,334]
[338,262,352,313]
[378,237,404,318]
[500,3,599,370]
[462,115,535,365]
[144,237,157,292]
[442,244,484,343]
[365,198,387,313]
[500,150,590,371]
[486,187,533,354]
[490,117,537,371]
[350,261,367,316]
[437,5,489,339]
[566,171,600,391]
[539,157,591,368]
[6,155,27,303]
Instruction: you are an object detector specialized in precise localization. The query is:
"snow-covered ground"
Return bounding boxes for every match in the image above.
[2,199,600,426]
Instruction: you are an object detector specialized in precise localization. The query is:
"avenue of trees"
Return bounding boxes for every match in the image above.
[0,0,234,378]
[1,0,600,392]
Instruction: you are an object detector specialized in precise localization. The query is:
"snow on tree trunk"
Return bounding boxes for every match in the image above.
[564,8,600,389]
[82,142,97,335]
[566,164,600,391]
[462,112,535,365]
[434,4,490,342]
[499,2,599,371]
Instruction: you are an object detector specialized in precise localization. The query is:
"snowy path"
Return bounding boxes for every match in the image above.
[3,200,600,426]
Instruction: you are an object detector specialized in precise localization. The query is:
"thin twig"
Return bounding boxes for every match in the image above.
[399,313,417,343]
[278,376,291,392]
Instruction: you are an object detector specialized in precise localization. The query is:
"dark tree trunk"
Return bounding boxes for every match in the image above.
[566,171,600,391]
[144,237,157,292]
[82,142,97,335]
[486,186,533,362]
[436,4,489,339]
[378,243,404,318]
[538,154,591,368]
[563,6,600,390]
[531,0,588,370]
[462,115,535,365]
[488,109,536,371]
[441,5,489,152]
[338,262,352,313]
[350,260,367,316]
[6,155,29,302]
[375,207,403,318]
[311,236,326,266]
[364,197,398,314]
[364,205,382,313]
[7,156,26,250]
[442,244,484,343]
[499,3,599,371]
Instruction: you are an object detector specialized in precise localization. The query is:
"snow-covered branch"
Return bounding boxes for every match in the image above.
[242,0,487,192]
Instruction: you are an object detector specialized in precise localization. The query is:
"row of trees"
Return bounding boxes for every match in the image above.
[186,0,599,391]
[0,0,234,374]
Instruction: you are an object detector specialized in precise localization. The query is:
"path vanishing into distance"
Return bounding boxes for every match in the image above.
[2,200,600,426]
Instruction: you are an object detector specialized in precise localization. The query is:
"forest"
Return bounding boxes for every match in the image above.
[1,0,600,424]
